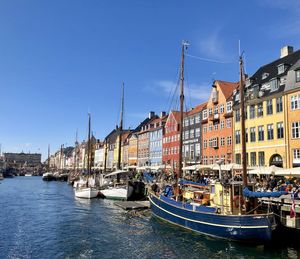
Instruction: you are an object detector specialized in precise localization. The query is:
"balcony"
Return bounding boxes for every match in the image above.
[201,117,208,124]
[209,113,219,122]
[224,111,233,118]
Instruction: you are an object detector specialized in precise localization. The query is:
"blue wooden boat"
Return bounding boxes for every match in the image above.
[149,191,276,243]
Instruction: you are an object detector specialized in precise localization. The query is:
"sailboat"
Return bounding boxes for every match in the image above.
[100,83,131,200]
[148,41,277,243]
[75,114,99,199]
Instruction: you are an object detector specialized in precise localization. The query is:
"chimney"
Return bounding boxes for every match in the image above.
[160,111,166,118]
[280,45,293,58]
[148,111,155,119]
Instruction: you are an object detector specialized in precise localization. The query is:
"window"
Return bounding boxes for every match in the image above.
[257,103,263,117]
[209,124,212,131]
[203,156,208,165]
[203,140,207,149]
[214,123,218,131]
[294,149,300,159]
[195,128,200,137]
[278,64,285,74]
[195,143,200,158]
[220,104,225,113]
[226,101,232,113]
[250,105,256,119]
[235,130,241,144]
[235,109,240,122]
[220,137,225,146]
[203,125,207,133]
[235,153,241,164]
[190,117,194,125]
[267,124,274,140]
[190,144,194,159]
[276,97,283,113]
[267,99,273,115]
[250,152,256,166]
[212,137,218,148]
[296,70,300,83]
[190,129,194,138]
[209,156,214,165]
[184,130,189,140]
[258,126,264,141]
[185,145,189,157]
[292,121,300,138]
[245,128,248,143]
[220,120,224,129]
[202,109,208,119]
[277,122,284,139]
[250,127,256,142]
[184,118,189,127]
[227,136,232,146]
[209,108,213,116]
[291,94,300,110]
[195,114,200,124]
[270,79,279,92]
[258,152,265,166]
[214,106,218,114]
[226,119,231,128]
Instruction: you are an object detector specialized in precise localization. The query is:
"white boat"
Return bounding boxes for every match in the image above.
[25,173,33,176]
[75,187,99,199]
[100,185,132,200]
[75,114,99,199]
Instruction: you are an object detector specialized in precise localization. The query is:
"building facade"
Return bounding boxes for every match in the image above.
[183,103,206,166]
[233,46,300,168]
[162,111,181,174]
[201,80,237,165]
[284,57,300,168]
[149,112,167,166]
[4,152,41,168]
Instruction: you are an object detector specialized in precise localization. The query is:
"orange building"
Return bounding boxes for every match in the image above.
[201,80,238,165]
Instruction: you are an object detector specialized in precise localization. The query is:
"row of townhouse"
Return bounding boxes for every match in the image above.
[50,45,300,172]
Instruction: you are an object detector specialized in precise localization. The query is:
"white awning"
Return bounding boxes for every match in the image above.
[274,167,300,177]
[248,165,282,175]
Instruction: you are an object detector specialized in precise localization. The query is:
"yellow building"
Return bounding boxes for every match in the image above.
[233,46,300,168]
[113,131,131,168]
[284,59,300,168]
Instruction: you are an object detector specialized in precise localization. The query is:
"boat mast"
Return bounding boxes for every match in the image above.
[117,83,124,174]
[47,144,50,171]
[87,113,91,176]
[178,41,188,179]
[74,129,78,173]
[239,55,247,188]
[104,138,108,172]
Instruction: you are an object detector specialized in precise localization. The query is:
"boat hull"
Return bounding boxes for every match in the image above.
[99,187,128,200]
[75,187,99,199]
[149,193,275,243]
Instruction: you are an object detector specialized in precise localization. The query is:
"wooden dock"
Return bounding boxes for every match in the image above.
[114,201,150,210]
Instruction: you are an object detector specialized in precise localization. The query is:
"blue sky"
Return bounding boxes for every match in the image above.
[1,0,300,160]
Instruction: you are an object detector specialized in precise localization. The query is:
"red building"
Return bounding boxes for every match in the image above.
[201,80,238,165]
[162,110,184,175]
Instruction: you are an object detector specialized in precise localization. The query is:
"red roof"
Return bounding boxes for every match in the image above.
[215,80,239,100]
[186,102,207,116]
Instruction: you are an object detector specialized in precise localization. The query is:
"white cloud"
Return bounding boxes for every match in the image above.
[197,30,230,61]
[154,80,210,101]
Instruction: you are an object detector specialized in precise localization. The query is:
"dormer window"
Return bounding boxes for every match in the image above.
[262,72,269,80]
[296,70,300,83]
[270,78,279,92]
[245,78,251,87]
[277,64,285,74]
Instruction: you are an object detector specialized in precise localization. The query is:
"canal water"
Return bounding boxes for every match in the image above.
[0,177,299,259]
